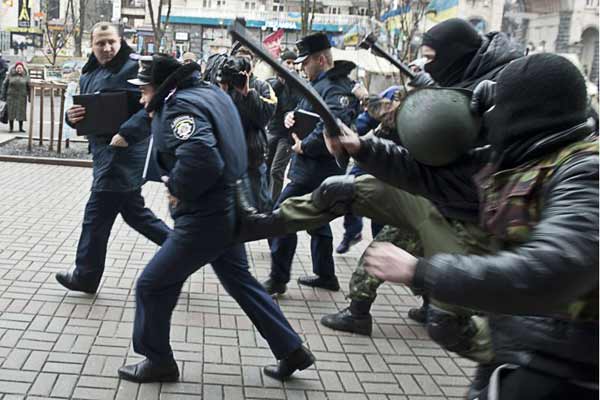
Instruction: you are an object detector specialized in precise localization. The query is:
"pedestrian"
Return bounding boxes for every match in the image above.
[0,53,8,87]
[263,32,360,296]
[0,61,30,133]
[55,22,171,294]
[266,49,302,202]
[218,47,277,212]
[182,51,197,65]
[118,54,315,383]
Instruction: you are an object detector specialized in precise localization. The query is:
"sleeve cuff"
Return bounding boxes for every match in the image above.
[411,258,430,292]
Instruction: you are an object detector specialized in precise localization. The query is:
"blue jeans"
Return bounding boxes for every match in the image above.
[247,162,273,212]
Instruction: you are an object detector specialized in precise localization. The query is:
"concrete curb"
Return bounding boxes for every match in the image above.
[0,155,92,167]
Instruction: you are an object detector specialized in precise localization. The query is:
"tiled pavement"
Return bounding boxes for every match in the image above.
[0,162,476,400]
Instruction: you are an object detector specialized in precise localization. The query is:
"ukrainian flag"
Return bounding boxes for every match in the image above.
[426,0,459,23]
[343,24,360,46]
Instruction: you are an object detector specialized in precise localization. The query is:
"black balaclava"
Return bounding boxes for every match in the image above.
[422,18,482,87]
[486,53,589,168]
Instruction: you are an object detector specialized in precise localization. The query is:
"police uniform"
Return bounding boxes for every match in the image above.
[118,55,313,383]
[267,33,359,292]
[56,42,170,294]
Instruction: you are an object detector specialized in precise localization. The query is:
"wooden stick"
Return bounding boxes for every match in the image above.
[28,86,35,152]
[39,87,44,146]
[49,85,55,151]
[58,87,65,154]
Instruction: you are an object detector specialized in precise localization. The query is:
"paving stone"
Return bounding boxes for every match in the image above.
[0,163,475,400]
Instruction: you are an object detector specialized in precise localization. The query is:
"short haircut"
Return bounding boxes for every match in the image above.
[90,22,121,42]
[313,49,333,66]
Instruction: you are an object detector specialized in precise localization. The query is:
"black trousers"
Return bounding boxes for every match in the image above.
[73,189,171,289]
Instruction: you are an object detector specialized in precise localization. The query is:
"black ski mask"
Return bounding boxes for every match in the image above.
[422,19,482,87]
[485,53,589,167]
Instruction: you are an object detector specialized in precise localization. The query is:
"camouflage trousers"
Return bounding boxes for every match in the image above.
[278,174,496,363]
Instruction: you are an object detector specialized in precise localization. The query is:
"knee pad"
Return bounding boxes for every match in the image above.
[311,175,356,214]
[426,306,476,354]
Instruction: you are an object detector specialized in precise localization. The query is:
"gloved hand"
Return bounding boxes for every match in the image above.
[470,80,496,115]
[408,71,435,88]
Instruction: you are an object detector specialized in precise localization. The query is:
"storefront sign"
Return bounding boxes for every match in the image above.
[18,0,31,28]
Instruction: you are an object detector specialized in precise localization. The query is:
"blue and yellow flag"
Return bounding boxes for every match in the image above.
[426,0,459,23]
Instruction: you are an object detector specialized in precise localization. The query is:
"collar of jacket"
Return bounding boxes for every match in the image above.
[82,40,134,74]
[312,60,357,84]
[146,63,203,112]
[497,119,596,169]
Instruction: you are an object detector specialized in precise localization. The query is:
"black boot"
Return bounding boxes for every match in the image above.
[466,363,499,400]
[118,358,179,383]
[321,299,373,336]
[407,296,429,324]
[261,278,287,296]
[263,345,315,381]
[55,271,98,294]
[297,275,340,291]
[235,209,289,243]
[18,121,25,132]
[8,120,13,132]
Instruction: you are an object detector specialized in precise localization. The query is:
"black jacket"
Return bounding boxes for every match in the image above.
[288,61,360,187]
[455,31,523,90]
[267,76,302,139]
[411,124,599,380]
[229,76,277,169]
[74,41,151,192]
[153,79,247,241]
[354,137,486,223]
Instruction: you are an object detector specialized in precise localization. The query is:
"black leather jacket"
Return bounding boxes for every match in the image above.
[357,125,598,381]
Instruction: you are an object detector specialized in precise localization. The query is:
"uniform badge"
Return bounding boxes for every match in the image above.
[339,96,350,107]
[171,115,195,140]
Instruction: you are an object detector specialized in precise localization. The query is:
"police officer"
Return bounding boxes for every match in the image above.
[118,54,314,383]
[263,32,360,295]
[56,22,170,294]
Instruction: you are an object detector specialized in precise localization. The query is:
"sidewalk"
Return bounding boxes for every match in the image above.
[0,162,475,400]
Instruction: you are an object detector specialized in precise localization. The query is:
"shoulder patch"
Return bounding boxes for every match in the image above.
[171,115,195,140]
[339,95,350,107]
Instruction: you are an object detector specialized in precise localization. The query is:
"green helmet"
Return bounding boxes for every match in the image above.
[395,88,481,166]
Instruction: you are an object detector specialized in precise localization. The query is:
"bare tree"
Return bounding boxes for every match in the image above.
[300,0,317,36]
[42,0,79,65]
[384,0,432,61]
[74,0,90,57]
[147,0,172,52]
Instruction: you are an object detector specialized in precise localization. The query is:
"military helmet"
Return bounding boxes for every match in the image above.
[395,87,481,166]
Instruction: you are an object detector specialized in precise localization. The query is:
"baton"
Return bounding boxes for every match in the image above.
[359,32,416,80]
[228,18,350,169]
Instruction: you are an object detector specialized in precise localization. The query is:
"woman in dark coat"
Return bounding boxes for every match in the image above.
[1,61,30,132]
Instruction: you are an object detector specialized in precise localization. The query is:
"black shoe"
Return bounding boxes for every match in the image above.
[297,275,340,291]
[321,307,372,336]
[466,363,498,400]
[18,129,25,133]
[263,345,315,381]
[262,278,287,296]
[55,271,97,294]
[118,358,179,383]
[408,305,428,324]
[336,233,362,254]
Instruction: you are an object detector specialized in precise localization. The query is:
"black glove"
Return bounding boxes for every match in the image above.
[470,80,496,115]
[408,71,435,88]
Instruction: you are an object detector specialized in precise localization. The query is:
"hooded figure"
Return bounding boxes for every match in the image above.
[422,18,523,89]
[485,53,591,168]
